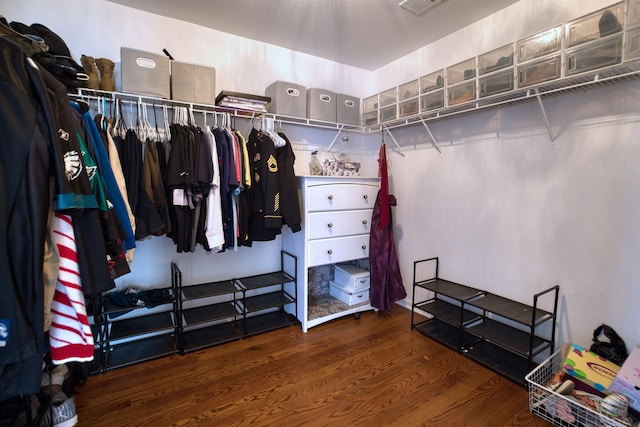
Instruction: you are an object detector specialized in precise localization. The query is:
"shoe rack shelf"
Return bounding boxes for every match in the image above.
[177,275,242,354]
[87,252,297,373]
[411,257,559,385]
[89,284,179,374]
[236,269,297,337]
[174,250,298,355]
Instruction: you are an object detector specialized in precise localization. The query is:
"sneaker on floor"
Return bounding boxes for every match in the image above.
[53,396,77,427]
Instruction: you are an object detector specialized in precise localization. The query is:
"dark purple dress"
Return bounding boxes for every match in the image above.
[369,145,406,311]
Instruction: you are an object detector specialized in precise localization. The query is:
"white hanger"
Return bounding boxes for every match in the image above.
[264,117,286,148]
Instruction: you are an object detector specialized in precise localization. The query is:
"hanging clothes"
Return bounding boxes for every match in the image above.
[141,132,171,237]
[0,36,57,400]
[213,126,234,249]
[235,129,252,247]
[0,31,105,398]
[102,115,137,264]
[190,126,214,251]
[72,103,130,282]
[165,123,214,253]
[49,213,94,364]
[203,126,224,251]
[276,132,301,233]
[369,143,406,311]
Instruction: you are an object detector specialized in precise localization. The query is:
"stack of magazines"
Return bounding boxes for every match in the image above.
[215,91,271,112]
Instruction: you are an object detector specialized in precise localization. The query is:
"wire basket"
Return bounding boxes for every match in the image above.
[526,348,631,427]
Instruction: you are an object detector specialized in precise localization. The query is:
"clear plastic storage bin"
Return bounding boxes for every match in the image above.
[379,88,397,107]
[565,34,623,76]
[479,69,514,97]
[363,95,378,113]
[629,0,640,30]
[398,79,419,101]
[363,111,378,127]
[379,104,397,122]
[447,58,476,85]
[518,54,561,87]
[398,98,419,118]
[517,26,562,63]
[447,80,476,105]
[565,2,624,48]
[420,89,445,112]
[625,27,640,61]
[420,70,445,93]
[479,44,514,75]
[526,349,630,427]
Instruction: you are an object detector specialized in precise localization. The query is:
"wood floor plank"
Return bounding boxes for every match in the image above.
[74,305,550,426]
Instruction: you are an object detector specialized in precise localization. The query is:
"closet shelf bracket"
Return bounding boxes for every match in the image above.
[382,126,407,158]
[534,88,555,144]
[420,119,442,154]
[327,125,345,152]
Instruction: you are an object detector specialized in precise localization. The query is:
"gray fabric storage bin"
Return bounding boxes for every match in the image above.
[307,88,336,122]
[265,81,306,117]
[171,61,216,104]
[337,94,360,126]
[120,47,170,98]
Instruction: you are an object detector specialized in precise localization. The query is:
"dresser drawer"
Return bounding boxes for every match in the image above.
[307,235,370,267]
[307,183,378,212]
[306,210,373,240]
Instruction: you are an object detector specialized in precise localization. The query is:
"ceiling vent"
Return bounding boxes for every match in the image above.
[398,0,444,16]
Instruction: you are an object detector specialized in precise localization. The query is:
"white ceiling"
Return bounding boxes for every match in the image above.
[106,0,519,70]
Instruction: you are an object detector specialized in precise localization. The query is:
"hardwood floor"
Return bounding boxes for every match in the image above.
[75,305,550,426]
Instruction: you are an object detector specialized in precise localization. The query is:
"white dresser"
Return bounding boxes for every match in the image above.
[282,175,380,332]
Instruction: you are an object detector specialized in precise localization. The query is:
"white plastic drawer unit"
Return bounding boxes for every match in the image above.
[517,25,562,63]
[307,234,370,267]
[565,34,622,76]
[479,70,514,98]
[478,43,514,75]
[420,89,444,112]
[565,2,624,49]
[306,210,373,240]
[517,55,561,88]
[625,27,640,61]
[307,183,378,212]
[630,0,640,30]
[420,70,444,94]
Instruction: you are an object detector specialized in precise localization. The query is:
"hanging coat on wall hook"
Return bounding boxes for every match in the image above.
[368,143,406,311]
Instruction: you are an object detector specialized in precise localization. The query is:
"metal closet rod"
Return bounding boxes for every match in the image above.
[74,89,242,116]
[74,89,365,132]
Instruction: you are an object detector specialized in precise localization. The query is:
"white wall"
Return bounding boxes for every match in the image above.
[389,84,640,351]
[3,0,638,352]
[379,0,640,351]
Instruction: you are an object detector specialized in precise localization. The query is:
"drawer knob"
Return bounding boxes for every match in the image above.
[327,249,333,255]
[363,195,368,200]
[327,223,333,228]
[362,220,368,225]
[362,245,367,250]
[328,195,333,200]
